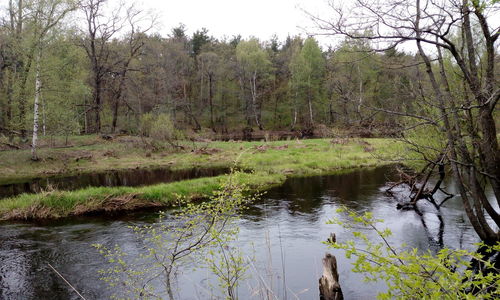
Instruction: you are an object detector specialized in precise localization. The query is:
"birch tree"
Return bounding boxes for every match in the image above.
[29,0,75,160]
[236,38,271,130]
[289,37,325,128]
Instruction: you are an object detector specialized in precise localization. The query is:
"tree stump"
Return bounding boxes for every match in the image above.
[319,253,343,300]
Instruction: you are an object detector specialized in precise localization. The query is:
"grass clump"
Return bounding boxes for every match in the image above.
[0,172,285,220]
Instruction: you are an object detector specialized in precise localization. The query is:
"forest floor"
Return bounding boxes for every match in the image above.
[0,135,405,220]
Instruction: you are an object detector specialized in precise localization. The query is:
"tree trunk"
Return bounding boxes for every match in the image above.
[208,73,215,132]
[329,100,335,124]
[239,74,251,127]
[319,253,343,300]
[111,70,128,134]
[111,97,119,133]
[250,72,263,130]
[93,76,101,133]
[6,69,13,139]
[357,65,363,116]
[31,46,41,161]
[308,77,314,127]
[415,0,498,242]
[292,91,298,130]
[41,93,46,136]
[165,267,175,300]
[183,81,201,131]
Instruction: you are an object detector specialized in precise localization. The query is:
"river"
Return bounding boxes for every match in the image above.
[0,166,481,299]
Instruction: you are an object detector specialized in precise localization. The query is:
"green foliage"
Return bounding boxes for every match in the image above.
[289,38,325,108]
[150,114,183,142]
[139,113,155,137]
[41,33,89,136]
[236,38,271,74]
[328,207,500,299]
[140,113,184,149]
[300,37,325,81]
[205,241,248,300]
[403,124,448,167]
[191,28,211,57]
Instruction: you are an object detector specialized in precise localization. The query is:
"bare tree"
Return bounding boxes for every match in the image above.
[108,5,155,133]
[198,51,220,132]
[309,0,499,243]
[78,0,123,133]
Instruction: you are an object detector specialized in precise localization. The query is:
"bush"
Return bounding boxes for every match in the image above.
[139,113,184,150]
[328,207,500,299]
[150,113,182,141]
[314,124,334,138]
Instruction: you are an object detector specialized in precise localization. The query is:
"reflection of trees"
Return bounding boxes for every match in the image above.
[414,202,445,250]
[385,169,492,251]
[0,166,229,199]
[244,166,397,222]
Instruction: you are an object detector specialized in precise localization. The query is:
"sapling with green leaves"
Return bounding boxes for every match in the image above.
[205,231,249,300]
[327,206,500,299]
[93,171,252,300]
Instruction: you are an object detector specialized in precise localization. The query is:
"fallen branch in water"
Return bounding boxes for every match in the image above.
[386,154,453,210]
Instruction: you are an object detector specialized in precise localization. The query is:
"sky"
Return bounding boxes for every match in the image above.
[143,0,331,42]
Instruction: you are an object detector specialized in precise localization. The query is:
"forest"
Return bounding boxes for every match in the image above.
[0,0,499,299]
[0,0,419,146]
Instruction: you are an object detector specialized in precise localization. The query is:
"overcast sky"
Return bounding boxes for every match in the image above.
[144,0,330,42]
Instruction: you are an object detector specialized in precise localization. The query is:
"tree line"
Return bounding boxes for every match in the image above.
[0,0,425,144]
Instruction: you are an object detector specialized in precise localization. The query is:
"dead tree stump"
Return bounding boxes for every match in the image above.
[319,253,343,300]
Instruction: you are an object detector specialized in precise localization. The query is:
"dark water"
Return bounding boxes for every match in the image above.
[0,166,230,199]
[0,166,483,300]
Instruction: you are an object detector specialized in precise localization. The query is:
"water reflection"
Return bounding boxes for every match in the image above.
[247,167,395,222]
[0,166,230,199]
[0,166,481,300]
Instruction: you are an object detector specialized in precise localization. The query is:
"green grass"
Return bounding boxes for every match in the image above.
[0,137,406,220]
[0,137,402,183]
[0,172,284,220]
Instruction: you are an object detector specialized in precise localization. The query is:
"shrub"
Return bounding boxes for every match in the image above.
[150,113,182,142]
[139,113,184,150]
[328,207,500,299]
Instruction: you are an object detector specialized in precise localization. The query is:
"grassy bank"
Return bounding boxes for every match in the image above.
[0,172,284,220]
[0,137,404,220]
[0,136,401,183]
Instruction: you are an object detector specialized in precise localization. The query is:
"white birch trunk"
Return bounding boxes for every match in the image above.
[357,64,363,117]
[42,93,46,136]
[308,76,314,126]
[31,46,41,161]
[250,71,261,129]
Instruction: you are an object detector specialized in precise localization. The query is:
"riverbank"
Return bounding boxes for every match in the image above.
[0,137,404,220]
